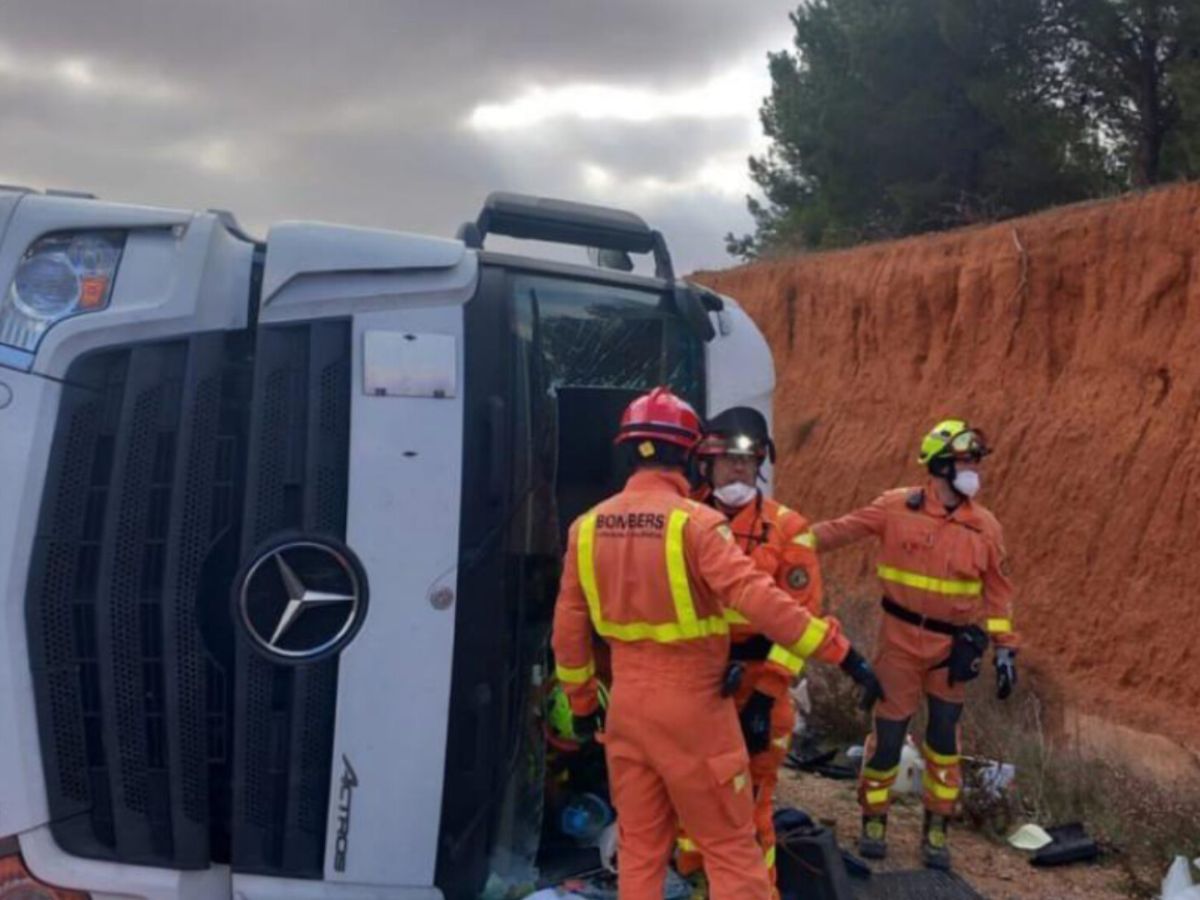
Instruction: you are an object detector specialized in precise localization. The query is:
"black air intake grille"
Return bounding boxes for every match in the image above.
[26,334,250,868]
[230,320,351,878]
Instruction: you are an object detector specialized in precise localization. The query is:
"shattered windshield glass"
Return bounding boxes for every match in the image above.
[511,273,704,409]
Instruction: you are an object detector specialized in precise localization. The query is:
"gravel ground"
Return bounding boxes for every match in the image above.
[775,769,1134,900]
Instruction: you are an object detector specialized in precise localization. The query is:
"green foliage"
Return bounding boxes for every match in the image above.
[730,0,1200,257]
[1062,0,1200,185]
[731,0,1109,256]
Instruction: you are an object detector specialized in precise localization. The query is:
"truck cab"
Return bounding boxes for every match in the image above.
[0,187,774,899]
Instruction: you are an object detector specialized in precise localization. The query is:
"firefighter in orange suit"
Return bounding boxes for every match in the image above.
[552,388,883,900]
[674,407,824,896]
[811,419,1017,870]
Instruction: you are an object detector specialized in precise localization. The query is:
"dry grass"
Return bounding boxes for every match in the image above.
[807,586,1200,897]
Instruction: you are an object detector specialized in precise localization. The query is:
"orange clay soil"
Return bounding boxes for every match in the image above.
[695,185,1200,753]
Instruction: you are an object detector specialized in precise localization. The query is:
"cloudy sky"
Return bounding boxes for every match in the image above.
[0,1,798,273]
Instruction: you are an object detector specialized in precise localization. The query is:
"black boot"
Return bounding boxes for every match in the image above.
[922,811,951,870]
[858,814,888,860]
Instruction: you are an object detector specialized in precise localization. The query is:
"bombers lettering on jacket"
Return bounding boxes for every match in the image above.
[595,512,667,533]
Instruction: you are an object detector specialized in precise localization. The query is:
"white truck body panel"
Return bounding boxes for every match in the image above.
[22,826,230,900]
[0,371,59,839]
[704,294,777,490]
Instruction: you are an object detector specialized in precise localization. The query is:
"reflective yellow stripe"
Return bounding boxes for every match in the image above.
[922,771,960,801]
[862,765,899,782]
[767,643,806,675]
[865,788,891,806]
[772,734,791,750]
[877,564,982,596]
[986,617,1013,634]
[578,514,602,626]
[578,509,730,644]
[787,616,830,659]
[555,661,594,684]
[764,845,776,868]
[793,530,817,549]
[922,743,960,766]
[677,836,698,853]
[724,608,750,625]
[665,510,700,636]
[595,616,728,642]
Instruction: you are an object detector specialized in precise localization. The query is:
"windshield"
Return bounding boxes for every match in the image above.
[511,273,705,409]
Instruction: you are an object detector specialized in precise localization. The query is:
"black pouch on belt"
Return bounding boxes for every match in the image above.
[943,625,989,685]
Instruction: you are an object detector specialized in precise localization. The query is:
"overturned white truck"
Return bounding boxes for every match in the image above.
[0,188,774,898]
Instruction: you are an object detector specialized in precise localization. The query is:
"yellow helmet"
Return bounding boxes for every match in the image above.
[917,419,990,466]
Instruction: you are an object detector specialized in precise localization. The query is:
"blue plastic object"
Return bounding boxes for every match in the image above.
[560,793,613,841]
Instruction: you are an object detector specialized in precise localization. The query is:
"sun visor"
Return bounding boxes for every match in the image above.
[259,222,477,322]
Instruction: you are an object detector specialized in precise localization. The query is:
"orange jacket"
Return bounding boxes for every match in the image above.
[552,469,850,715]
[712,494,825,697]
[811,483,1017,648]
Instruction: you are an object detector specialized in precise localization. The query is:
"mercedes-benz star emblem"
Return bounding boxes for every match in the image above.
[237,538,367,662]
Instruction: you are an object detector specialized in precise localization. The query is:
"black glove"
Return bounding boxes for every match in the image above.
[995,647,1017,700]
[571,709,605,742]
[738,691,775,755]
[840,647,885,712]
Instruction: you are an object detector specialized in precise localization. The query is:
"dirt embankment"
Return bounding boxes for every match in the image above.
[696,186,1200,756]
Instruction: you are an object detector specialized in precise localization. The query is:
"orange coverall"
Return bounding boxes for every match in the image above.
[552,470,850,900]
[811,484,1017,816]
[676,496,822,891]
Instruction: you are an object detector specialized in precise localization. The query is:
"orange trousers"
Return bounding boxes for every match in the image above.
[675,667,794,897]
[859,615,965,818]
[604,664,772,900]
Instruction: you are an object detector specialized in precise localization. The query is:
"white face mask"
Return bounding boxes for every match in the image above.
[952,469,981,498]
[713,481,758,508]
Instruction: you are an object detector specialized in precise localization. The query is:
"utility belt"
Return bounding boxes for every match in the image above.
[881,596,989,685]
[881,596,961,635]
[728,634,772,662]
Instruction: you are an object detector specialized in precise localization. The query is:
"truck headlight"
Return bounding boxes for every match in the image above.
[1,230,126,353]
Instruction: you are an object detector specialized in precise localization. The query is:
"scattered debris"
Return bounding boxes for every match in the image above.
[557,868,692,899]
[525,889,585,900]
[1007,823,1053,852]
[596,824,617,873]
[1161,855,1200,900]
[893,738,924,796]
[774,808,855,899]
[968,759,1016,800]
[1029,823,1100,867]
[785,733,858,780]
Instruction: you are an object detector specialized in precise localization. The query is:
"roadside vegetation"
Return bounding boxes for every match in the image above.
[730,0,1200,256]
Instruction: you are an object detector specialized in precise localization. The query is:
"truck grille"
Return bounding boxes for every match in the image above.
[230,321,351,877]
[26,334,250,867]
[26,320,351,877]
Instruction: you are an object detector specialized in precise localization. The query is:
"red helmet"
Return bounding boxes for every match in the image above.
[615,387,702,450]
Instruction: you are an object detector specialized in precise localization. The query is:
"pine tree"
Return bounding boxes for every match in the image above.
[731,0,1110,255]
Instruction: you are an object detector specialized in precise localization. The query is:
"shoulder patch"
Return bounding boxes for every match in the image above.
[717,524,734,542]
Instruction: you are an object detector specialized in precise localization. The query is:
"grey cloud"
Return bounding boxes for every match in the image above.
[0,0,793,270]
